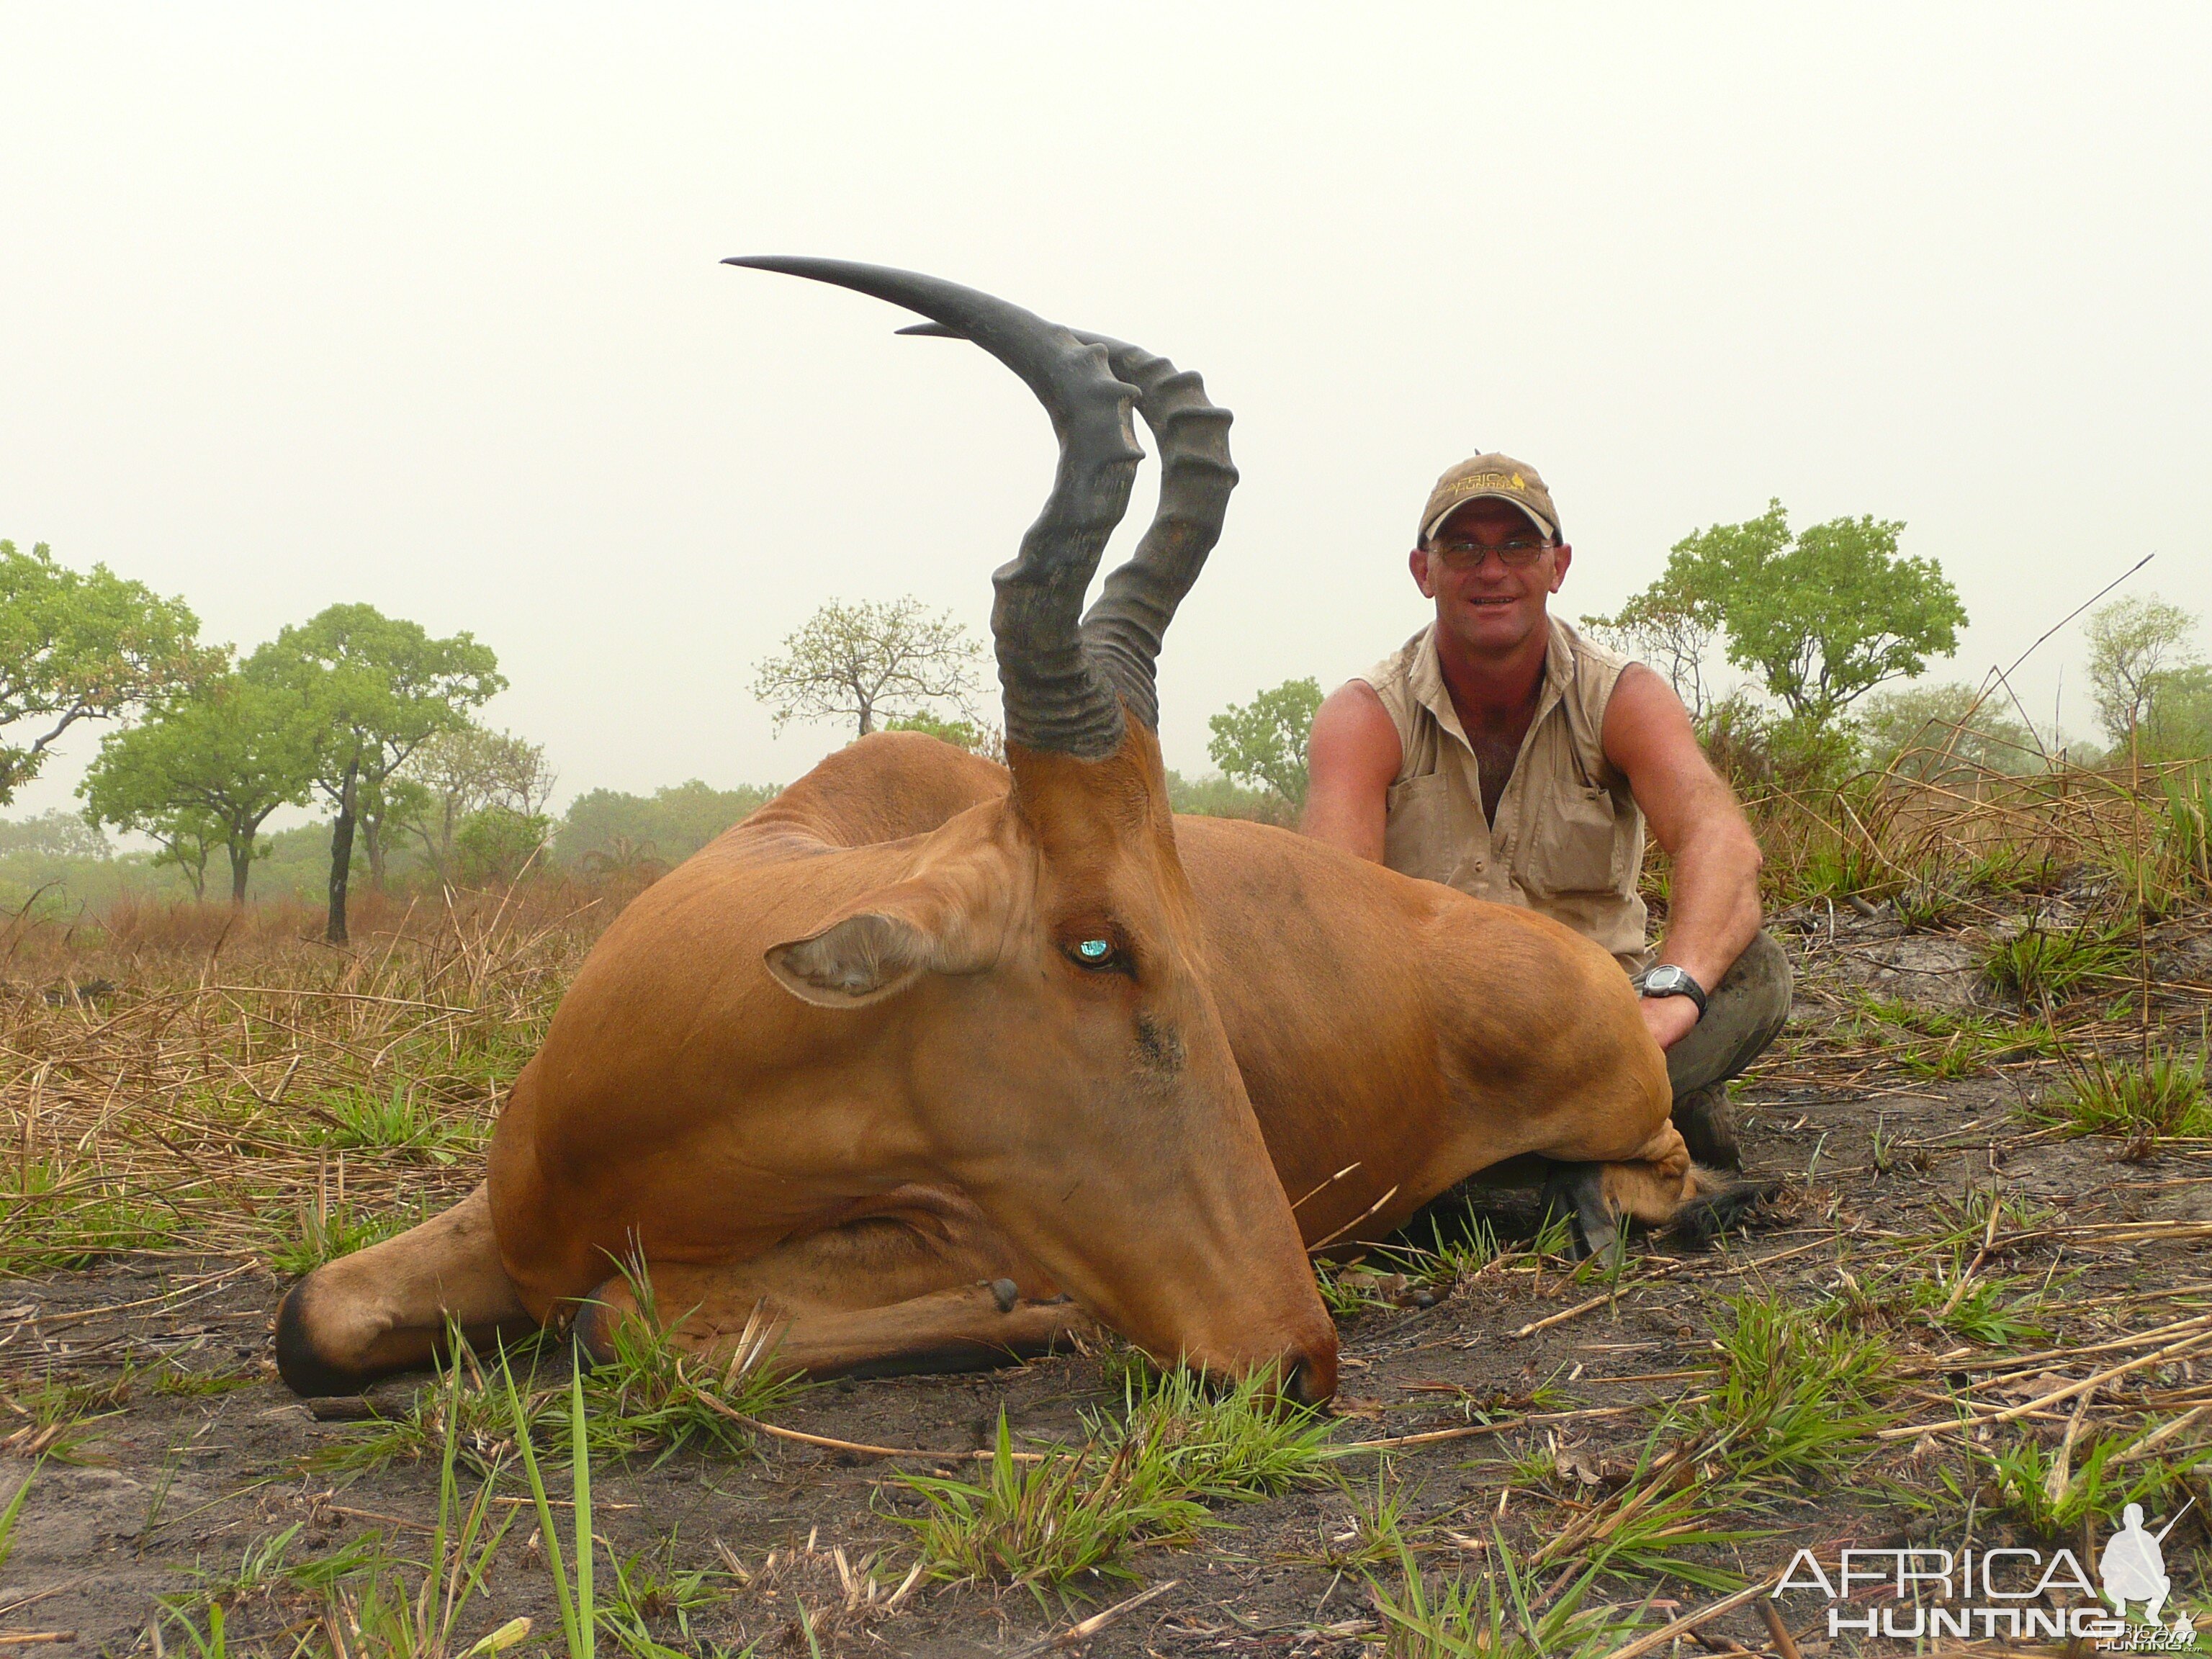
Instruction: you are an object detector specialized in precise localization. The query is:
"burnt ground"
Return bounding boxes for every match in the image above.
[5,904,2212,1658]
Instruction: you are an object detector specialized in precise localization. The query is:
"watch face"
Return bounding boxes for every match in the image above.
[1645,967,1686,993]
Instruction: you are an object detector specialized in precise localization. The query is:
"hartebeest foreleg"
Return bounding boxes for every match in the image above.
[569,1189,1088,1379]
[275,1184,534,1398]
[276,1182,1090,1395]
[575,1256,1092,1382]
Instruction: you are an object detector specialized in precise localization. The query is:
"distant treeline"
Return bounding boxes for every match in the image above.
[0,768,1298,914]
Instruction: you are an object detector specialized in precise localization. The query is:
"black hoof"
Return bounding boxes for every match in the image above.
[274,1278,366,1400]
[1539,1161,1621,1261]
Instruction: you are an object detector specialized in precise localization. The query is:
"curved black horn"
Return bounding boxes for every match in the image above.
[724,256,1143,760]
[1073,336,1237,731]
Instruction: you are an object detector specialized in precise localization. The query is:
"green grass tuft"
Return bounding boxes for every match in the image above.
[2045,1043,2210,1143]
[894,1367,1332,1599]
[892,1411,1217,1599]
[1854,997,2059,1079]
[307,1336,554,1477]
[296,1082,488,1164]
[1977,918,2134,1002]
[1090,1366,1336,1502]
[264,1197,418,1277]
[1365,1533,1656,1658]
[598,1536,724,1654]
[1826,1262,2056,1348]
[1975,1428,2208,1537]
[577,1253,805,1462]
[1697,1293,1896,1483]
[0,1160,179,1274]
[1,1370,132,1464]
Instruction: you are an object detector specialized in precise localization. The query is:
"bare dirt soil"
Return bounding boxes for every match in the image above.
[5,899,2211,1658]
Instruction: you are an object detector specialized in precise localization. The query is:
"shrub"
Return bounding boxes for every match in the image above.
[1164,770,1295,825]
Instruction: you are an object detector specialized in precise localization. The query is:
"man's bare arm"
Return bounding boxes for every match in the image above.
[1299,680,1402,863]
[1602,663,1763,998]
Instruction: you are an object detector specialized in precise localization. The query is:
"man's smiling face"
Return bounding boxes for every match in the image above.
[1411,497,1572,659]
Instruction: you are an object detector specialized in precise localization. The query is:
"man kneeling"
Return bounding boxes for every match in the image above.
[1302,454,1788,1166]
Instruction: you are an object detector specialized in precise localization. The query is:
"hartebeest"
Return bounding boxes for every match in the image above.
[276,261,1750,1406]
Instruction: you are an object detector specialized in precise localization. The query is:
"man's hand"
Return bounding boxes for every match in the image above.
[1640,992,1702,1052]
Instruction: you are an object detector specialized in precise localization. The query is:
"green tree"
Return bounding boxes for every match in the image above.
[1207,678,1323,808]
[1164,770,1296,826]
[395,724,557,884]
[0,539,215,804]
[883,709,993,753]
[1654,500,1966,723]
[2085,595,2201,751]
[80,675,318,904]
[751,597,984,737]
[354,774,428,893]
[0,810,109,861]
[247,605,504,943]
[2142,664,2212,763]
[455,805,553,885]
[147,808,222,899]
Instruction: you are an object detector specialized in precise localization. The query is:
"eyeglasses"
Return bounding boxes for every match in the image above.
[1426,539,1557,568]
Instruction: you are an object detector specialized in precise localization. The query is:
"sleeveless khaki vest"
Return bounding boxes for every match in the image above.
[1355,616,1650,968]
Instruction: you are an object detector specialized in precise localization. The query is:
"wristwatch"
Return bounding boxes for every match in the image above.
[1637,964,1708,1017]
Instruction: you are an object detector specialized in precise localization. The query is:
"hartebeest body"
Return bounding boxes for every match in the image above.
[276,263,1737,1406]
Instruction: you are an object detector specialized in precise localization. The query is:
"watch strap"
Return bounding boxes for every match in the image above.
[1637,965,1708,1015]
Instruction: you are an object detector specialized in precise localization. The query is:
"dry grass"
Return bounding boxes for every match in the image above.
[0,882,611,1280]
[1724,726,2212,926]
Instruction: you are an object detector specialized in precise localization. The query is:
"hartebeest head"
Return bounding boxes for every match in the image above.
[726,258,1336,1402]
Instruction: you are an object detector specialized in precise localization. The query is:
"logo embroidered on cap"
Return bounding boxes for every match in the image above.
[1446,472,1527,500]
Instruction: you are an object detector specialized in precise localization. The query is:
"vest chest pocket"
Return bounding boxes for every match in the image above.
[1382,771,1460,888]
[1516,785,1624,896]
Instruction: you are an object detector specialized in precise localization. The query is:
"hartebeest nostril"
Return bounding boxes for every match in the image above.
[1280,1349,1336,1408]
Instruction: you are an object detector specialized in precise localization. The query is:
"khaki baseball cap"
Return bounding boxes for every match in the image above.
[1419,454,1561,546]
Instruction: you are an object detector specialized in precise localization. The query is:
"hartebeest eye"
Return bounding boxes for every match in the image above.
[1064,937,1126,974]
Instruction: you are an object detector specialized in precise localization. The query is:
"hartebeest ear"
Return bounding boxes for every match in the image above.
[764,876,1001,1009]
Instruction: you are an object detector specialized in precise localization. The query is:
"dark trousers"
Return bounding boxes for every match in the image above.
[1659,930,1791,1104]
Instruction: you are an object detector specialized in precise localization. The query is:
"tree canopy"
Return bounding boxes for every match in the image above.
[2085,595,2201,750]
[0,539,215,806]
[751,597,984,737]
[1581,567,1717,716]
[1207,678,1323,808]
[883,710,997,756]
[1657,500,1966,723]
[393,724,557,884]
[247,604,504,941]
[2142,665,2212,763]
[80,675,319,904]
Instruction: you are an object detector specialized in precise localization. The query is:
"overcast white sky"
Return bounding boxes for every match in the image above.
[5,4,2208,822]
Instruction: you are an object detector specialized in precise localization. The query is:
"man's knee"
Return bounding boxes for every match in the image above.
[1664,930,1792,1100]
